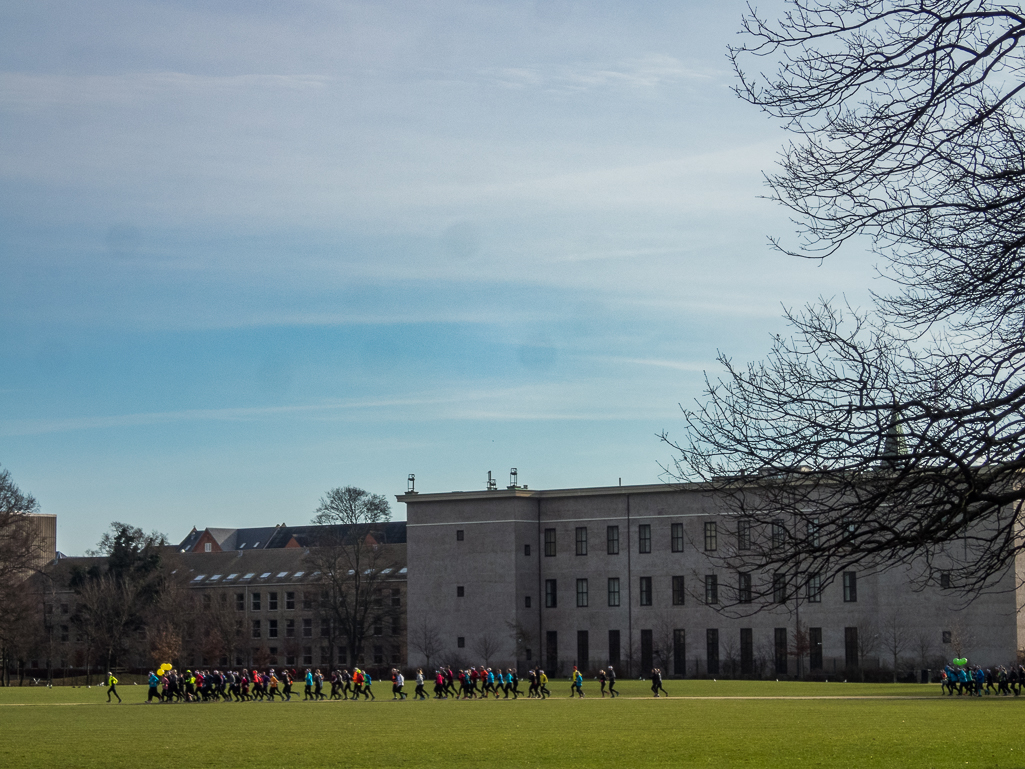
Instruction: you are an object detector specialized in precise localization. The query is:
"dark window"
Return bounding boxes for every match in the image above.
[60,625,69,643]
[773,573,786,603]
[740,628,753,675]
[268,592,278,611]
[302,618,312,638]
[845,627,859,667]
[576,579,588,607]
[641,629,653,671]
[940,572,951,589]
[671,523,684,552]
[302,592,313,611]
[807,518,820,547]
[672,575,685,605]
[268,619,278,638]
[303,647,312,665]
[607,526,620,555]
[457,636,465,648]
[807,574,822,602]
[738,519,751,550]
[338,647,347,664]
[577,630,589,668]
[251,620,261,639]
[456,585,464,597]
[608,577,620,607]
[772,520,787,549]
[608,630,621,665]
[639,576,652,606]
[546,630,558,671]
[285,591,295,610]
[525,596,531,608]
[774,628,788,674]
[843,572,858,602]
[202,593,211,608]
[704,521,717,551]
[638,524,651,554]
[391,588,401,607]
[373,646,384,664]
[544,528,556,557]
[373,625,382,637]
[320,618,330,637]
[456,529,464,541]
[738,572,752,604]
[673,629,686,676]
[286,619,295,638]
[545,579,557,608]
[524,544,531,556]
[575,527,588,556]
[942,630,952,644]
[706,629,720,676]
[251,593,261,611]
[809,627,823,670]
[705,574,718,605]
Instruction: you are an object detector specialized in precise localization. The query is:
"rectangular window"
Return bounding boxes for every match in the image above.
[268,619,278,638]
[704,521,717,551]
[303,647,313,666]
[673,629,686,676]
[391,588,401,607]
[738,519,751,550]
[845,627,859,668]
[302,592,313,611]
[575,527,588,556]
[807,574,822,603]
[843,572,858,602]
[772,519,787,549]
[544,528,556,557]
[285,591,295,610]
[740,628,753,675]
[268,592,278,611]
[302,618,312,638]
[285,619,295,638]
[608,630,621,665]
[607,577,620,607]
[251,593,261,611]
[457,636,465,648]
[373,625,383,637]
[774,628,788,675]
[773,573,786,603]
[607,526,620,555]
[525,596,531,608]
[942,630,952,644]
[524,544,531,556]
[457,585,465,597]
[807,518,820,547]
[672,575,685,605]
[641,629,653,672]
[809,627,823,670]
[671,523,684,552]
[706,629,720,676]
[638,524,651,554]
[639,576,652,606]
[577,630,589,669]
[705,574,718,605]
[545,579,557,608]
[251,619,261,639]
[320,618,330,638]
[575,578,589,607]
[546,630,558,671]
[738,572,752,604]
[940,571,951,589]
[456,529,464,541]
[338,647,347,665]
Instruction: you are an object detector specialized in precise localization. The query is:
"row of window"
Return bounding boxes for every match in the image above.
[248,618,401,639]
[527,573,859,608]
[226,589,401,612]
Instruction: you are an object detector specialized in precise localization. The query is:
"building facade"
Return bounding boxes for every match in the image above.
[401,481,1025,678]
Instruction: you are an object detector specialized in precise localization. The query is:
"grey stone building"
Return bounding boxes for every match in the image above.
[400,480,1024,678]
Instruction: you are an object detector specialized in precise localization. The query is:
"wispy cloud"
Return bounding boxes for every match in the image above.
[488,54,718,94]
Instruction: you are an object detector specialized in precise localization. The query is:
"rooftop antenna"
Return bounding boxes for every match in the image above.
[407,474,417,494]
[508,467,518,489]
[487,471,497,491]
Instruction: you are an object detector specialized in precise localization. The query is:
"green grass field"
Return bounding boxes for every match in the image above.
[4,680,1024,768]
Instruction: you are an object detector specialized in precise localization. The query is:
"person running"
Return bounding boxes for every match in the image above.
[147,670,160,703]
[415,669,427,700]
[538,669,551,699]
[508,669,520,699]
[105,671,122,703]
[607,665,618,698]
[598,669,607,697]
[304,669,314,700]
[652,668,668,697]
[394,670,406,700]
[363,670,375,700]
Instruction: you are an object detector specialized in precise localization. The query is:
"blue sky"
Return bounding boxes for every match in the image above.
[0,0,877,554]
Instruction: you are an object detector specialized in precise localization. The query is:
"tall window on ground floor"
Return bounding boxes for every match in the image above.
[845,627,859,668]
[577,630,589,669]
[774,628,788,675]
[673,629,686,676]
[546,630,559,672]
[809,627,823,670]
[640,629,653,672]
[608,629,621,665]
[740,628,753,675]
[706,629,719,676]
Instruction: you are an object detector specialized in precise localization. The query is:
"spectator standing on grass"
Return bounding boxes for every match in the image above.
[105,672,121,703]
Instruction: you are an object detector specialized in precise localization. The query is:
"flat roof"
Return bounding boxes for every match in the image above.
[396,481,705,504]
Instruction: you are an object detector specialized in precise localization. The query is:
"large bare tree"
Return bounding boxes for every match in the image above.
[666,1,1025,603]
[0,466,41,685]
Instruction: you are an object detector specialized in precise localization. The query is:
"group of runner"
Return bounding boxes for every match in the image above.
[941,663,1025,697]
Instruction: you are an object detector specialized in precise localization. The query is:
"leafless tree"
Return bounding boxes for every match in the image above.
[789,622,811,679]
[409,612,446,671]
[470,632,502,669]
[0,466,42,685]
[665,0,1025,604]
[650,609,677,675]
[880,612,914,682]
[857,620,881,675]
[721,632,740,679]
[949,615,978,662]
[506,620,535,666]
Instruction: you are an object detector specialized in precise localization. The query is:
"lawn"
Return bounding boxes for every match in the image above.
[3,680,1023,768]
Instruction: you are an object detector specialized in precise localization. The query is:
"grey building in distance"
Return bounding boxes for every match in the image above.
[400,476,1024,678]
